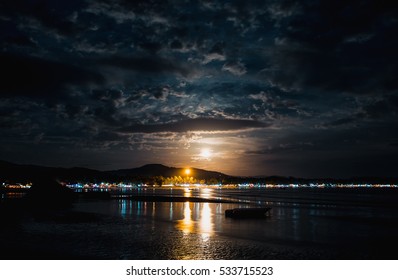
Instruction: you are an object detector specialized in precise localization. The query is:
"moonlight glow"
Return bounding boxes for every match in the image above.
[199,148,212,160]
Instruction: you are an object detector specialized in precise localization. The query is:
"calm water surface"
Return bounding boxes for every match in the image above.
[2,187,398,259]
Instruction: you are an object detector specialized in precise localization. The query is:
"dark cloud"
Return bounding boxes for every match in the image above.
[362,96,398,119]
[97,55,193,77]
[209,42,226,56]
[0,52,104,98]
[3,35,37,48]
[325,117,357,127]
[246,123,398,177]
[170,39,183,49]
[265,0,398,95]
[0,0,84,37]
[120,118,269,133]
[0,0,397,177]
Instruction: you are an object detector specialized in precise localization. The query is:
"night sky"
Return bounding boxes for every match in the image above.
[1,0,397,178]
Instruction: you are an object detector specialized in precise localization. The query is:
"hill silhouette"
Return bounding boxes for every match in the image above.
[0,161,229,183]
[0,160,107,183]
[107,163,228,180]
[1,160,396,185]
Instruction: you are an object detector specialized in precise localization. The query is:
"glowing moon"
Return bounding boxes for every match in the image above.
[200,148,212,159]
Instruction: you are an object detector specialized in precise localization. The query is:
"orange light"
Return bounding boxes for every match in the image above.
[185,168,191,175]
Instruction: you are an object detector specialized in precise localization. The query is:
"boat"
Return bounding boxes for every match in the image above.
[225,207,271,219]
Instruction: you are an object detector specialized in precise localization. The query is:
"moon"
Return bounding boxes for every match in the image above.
[200,148,212,159]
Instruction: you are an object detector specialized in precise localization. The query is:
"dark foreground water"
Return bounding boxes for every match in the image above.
[2,187,398,259]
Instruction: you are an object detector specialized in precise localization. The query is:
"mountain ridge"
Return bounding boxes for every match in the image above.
[1,160,397,184]
[0,160,229,182]
[107,163,229,180]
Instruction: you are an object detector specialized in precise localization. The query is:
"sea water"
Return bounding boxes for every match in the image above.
[1,187,398,259]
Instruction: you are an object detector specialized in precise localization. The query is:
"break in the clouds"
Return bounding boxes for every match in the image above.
[0,0,397,177]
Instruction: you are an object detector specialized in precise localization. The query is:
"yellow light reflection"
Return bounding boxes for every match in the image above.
[200,188,211,199]
[184,187,191,197]
[199,203,213,240]
[177,202,193,234]
[176,202,214,239]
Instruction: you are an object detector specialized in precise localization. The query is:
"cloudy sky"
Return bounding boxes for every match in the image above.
[1,0,397,178]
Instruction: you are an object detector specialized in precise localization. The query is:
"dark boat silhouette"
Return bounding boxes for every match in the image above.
[225,207,271,219]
